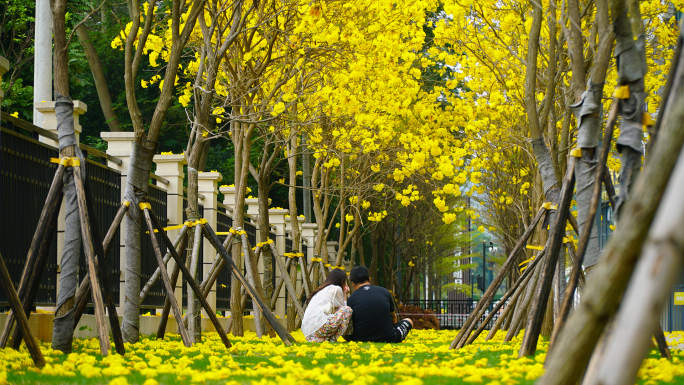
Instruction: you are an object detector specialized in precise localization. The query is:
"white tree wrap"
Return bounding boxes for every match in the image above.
[52,94,87,353]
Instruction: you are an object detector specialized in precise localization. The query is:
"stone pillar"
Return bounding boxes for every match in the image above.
[198,172,222,317]
[268,208,288,318]
[327,241,339,263]
[0,56,9,104]
[302,223,317,285]
[101,132,135,312]
[36,100,87,147]
[218,186,236,213]
[153,153,186,308]
[245,198,260,219]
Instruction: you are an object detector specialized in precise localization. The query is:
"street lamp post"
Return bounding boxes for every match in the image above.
[482,241,486,292]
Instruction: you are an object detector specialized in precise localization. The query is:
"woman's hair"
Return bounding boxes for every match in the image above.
[306,268,347,304]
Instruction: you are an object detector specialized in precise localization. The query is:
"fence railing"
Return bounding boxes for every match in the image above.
[400,299,502,330]
[215,210,233,311]
[0,112,320,317]
[181,198,203,308]
[139,184,169,309]
[0,115,162,309]
[0,127,60,306]
[78,159,123,307]
[662,284,684,332]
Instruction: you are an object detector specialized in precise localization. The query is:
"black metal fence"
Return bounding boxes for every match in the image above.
[285,237,293,254]
[662,284,684,332]
[0,128,60,306]
[181,198,203,308]
[78,160,122,307]
[215,209,232,310]
[244,219,257,247]
[1,126,123,307]
[400,299,501,330]
[139,184,169,309]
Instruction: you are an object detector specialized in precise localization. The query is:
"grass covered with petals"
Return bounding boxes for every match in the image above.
[1,330,683,384]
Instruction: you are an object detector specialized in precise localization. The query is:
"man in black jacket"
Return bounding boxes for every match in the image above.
[345,266,413,343]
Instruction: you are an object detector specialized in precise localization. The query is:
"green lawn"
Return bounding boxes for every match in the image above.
[1,329,682,384]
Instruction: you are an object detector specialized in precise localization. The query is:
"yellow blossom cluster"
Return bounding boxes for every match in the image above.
[2,330,683,384]
[429,0,679,240]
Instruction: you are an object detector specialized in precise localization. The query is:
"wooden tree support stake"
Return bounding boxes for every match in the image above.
[201,224,296,345]
[298,253,312,298]
[147,211,232,348]
[486,284,522,340]
[0,164,65,348]
[450,206,548,350]
[142,206,192,347]
[73,166,111,356]
[582,141,684,385]
[73,201,129,328]
[200,232,235,298]
[271,246,306,322]
[550,101,618,349]
[271,257,293,310]
[158,234,188,339]
[140,224,190,303]
[9,192,62,350]
[465,248,546,345]
[77,172,126,355]
[0,252,45,367]
[654,325,672,360]
[240,232,264,337]
[519,156,577,357]
[182,232,235,328]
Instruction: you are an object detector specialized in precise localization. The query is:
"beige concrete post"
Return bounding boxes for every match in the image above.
[219,186,236,213]
[153,153,186,308]
[101,132,135,312]
[268,208,288,318]
[36,100,87,148]
[245,198,260,219]
[301,223,317,285]
[327,241,339,264]
[198,172,222,317]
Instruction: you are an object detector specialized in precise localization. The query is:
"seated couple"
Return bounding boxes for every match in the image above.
[301,265,413,343]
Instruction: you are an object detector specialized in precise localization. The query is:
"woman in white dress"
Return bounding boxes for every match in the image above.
[301,269,353,342]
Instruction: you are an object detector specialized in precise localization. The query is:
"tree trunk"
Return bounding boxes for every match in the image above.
[583,142,684,385]
[614,5,647,220]
[230,122,252,336]
[50,0,87,354]
[539,36,684,385]
[541,286,555,339]
[119,0,208,343]
[121,141,155,343]
[286,135,302,332]
[257,176,274,336]
[413,268,420,300]
[185,138,207,343]
[75,24,121,132]
[369,227,380,284]
[572,0,614,269]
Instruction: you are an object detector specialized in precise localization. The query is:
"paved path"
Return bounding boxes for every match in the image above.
[666,334,684,350]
